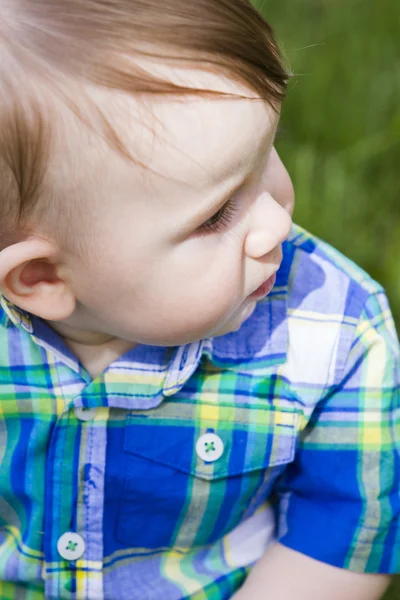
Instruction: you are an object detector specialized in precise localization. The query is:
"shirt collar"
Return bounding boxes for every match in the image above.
[0,295,34,333]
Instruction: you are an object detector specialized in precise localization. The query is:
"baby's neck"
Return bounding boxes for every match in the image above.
[47,322,136,379]
[67,337,136,378]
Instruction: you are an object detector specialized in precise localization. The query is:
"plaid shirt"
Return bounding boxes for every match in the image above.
[0,225,399,600]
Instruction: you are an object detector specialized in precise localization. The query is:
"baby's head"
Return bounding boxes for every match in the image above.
[0,0,294,347]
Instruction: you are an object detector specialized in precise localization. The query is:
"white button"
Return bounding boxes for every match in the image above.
[196,433,224,462]
[74,407,97,421]
[57,532,85,561]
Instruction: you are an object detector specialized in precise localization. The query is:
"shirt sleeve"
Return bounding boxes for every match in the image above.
[276,288,400,574]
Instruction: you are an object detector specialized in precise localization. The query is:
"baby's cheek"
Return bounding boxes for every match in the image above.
[169,286,237,333]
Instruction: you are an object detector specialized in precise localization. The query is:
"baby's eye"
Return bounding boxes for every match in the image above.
[197,200,239,235]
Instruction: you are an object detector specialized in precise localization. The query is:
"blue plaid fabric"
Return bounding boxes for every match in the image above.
[0,224,399,599]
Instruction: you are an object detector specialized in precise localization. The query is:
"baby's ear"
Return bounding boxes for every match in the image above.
[0,238,76,321]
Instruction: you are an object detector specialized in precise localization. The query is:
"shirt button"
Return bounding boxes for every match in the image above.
[196,433,224,462]
[57,532,85,561]
[74,407,97,421]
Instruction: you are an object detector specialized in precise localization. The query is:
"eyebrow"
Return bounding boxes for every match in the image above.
[189,118,281,227]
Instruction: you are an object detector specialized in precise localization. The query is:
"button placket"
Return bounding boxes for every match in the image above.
[75,402,107,598]
[45,405,105,598]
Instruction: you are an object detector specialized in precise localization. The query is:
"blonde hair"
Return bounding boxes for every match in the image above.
[0,0,289,250]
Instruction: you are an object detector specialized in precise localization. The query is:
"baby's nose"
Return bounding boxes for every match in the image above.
[244,192,292,259]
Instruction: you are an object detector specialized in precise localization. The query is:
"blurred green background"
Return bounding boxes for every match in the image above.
[254,0,400,327]
[253,1,400,598]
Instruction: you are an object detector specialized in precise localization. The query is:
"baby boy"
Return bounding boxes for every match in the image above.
[0,1,399,599]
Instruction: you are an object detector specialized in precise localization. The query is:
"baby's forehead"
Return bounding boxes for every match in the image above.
[82,69,277,191]
[43,67,277,231]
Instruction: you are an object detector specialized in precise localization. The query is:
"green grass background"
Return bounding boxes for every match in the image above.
[252,1,400,598]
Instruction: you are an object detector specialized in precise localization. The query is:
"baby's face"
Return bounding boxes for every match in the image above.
[54,70,294,346]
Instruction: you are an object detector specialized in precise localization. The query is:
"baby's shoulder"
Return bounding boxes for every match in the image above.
[283,224,384,318]
[269,225,397,398]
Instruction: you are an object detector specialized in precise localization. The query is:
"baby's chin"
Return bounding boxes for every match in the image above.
[210,300,257,339]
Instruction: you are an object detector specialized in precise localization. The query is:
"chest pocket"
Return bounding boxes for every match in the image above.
[116,400,298,550]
